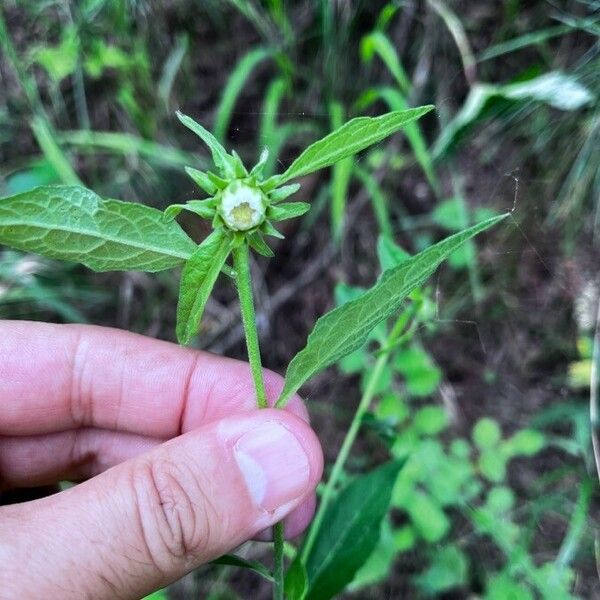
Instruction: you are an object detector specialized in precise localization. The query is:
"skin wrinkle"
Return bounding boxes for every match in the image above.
[179,350,204,436]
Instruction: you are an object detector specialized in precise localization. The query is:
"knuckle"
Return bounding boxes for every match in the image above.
[131,457,215,570]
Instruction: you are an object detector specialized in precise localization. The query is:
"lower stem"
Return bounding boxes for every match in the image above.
[233,241,284,599]
[300,351,389,563]
[300,314,409,563]
[273,522,285,600]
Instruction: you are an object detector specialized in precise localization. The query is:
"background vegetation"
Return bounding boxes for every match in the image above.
[1,1,599,598]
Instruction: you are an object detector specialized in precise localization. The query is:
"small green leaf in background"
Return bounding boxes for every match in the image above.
[301,460,404,600]
[279,106,434,184]
[276,213,509,406]
[399,489,450,543]
[414,545,469,595]
[502,429,545,457]
[377,234,410,271]
[413,405,448,436]
[473,417,502,449]
[0,185,196,272]
[479,450,507,482]
[394,347,442,397]
[485,574,534,600]
[176,230,232,344]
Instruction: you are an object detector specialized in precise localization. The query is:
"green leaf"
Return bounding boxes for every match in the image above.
[164,199,215,221]
[214,47,271,142]
[268,202,311,221]
[414,545,468,594]
[276,213,508,406]
[377,235,410,271]
[176,230,232,344]
[278,106,434,184]
[0,185,196,272]
[269,183,301,202]
[185,166,218,194]
[348,518,396,591]
[473,418,502,449]
[247,232,274,257]
[502,429,545,457]
[284,558,308,600]
[211,554,273,582]
[303,461,403,600]
[176,111,234,177]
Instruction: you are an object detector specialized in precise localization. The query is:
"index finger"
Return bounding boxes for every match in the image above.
[0,321,306,437]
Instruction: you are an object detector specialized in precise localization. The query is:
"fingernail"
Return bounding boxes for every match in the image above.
[234,421,310,512]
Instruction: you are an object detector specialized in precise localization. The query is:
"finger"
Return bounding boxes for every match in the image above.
[0,429,317,540]
[0,429,162,490]
[1,410,323,599]
[0,321,308,437]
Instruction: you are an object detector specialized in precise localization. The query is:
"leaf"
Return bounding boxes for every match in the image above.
[214,47,271,142]
[414,545,469,594]
[284,558,308,600]
[176,229,232,344]
[303,461,404,600]
[377,235,410,271]
[163,199,215,221]
[185,166,218,194]
[276,213,508,406]
[269,183,301,202]
[268,202,311,221]
[176,111,234,176]
[434,73,594,158]
[211,554,273,582]
[0,185,196,272]
[278,106,434,184]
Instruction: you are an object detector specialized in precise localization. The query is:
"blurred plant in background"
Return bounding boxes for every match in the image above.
[1,0,599,598]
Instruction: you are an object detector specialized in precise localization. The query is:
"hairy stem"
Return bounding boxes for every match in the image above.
[233,241,284,598]
[273,522,285,600]
[233,242,268,408]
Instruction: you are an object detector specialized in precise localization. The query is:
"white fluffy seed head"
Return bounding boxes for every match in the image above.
[219,180,267,231]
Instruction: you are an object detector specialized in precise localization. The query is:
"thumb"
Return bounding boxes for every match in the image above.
[1,409,323,599]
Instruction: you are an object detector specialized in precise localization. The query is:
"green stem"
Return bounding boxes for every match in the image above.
[300,315,408,563]
[233,241,284,599]
[233,242,268,409]
[273,521,285,600]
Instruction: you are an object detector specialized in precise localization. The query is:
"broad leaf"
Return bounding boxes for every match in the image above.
[302,460,404,600]
[284,558,308,600]
[0,185,195,272]
[211,554,273,582]
[278,106,434,184]
[276,213,508,406]
[176,229,232,344]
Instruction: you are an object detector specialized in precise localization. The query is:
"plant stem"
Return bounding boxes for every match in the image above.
[300,314,408,563]
[233,242,268,409]
[273,522,285,600]
[233,241,284,599]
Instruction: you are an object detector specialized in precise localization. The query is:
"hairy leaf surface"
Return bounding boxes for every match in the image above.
[277,213,508,406]
[0,185,196,272]
[279,106,434,183]
[176,229,232,344]
[303,461,404,600]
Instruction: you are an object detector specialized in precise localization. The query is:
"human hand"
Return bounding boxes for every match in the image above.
[0,321,323,599]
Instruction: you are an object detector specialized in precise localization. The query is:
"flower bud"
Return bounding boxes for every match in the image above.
[219,180,267,231]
